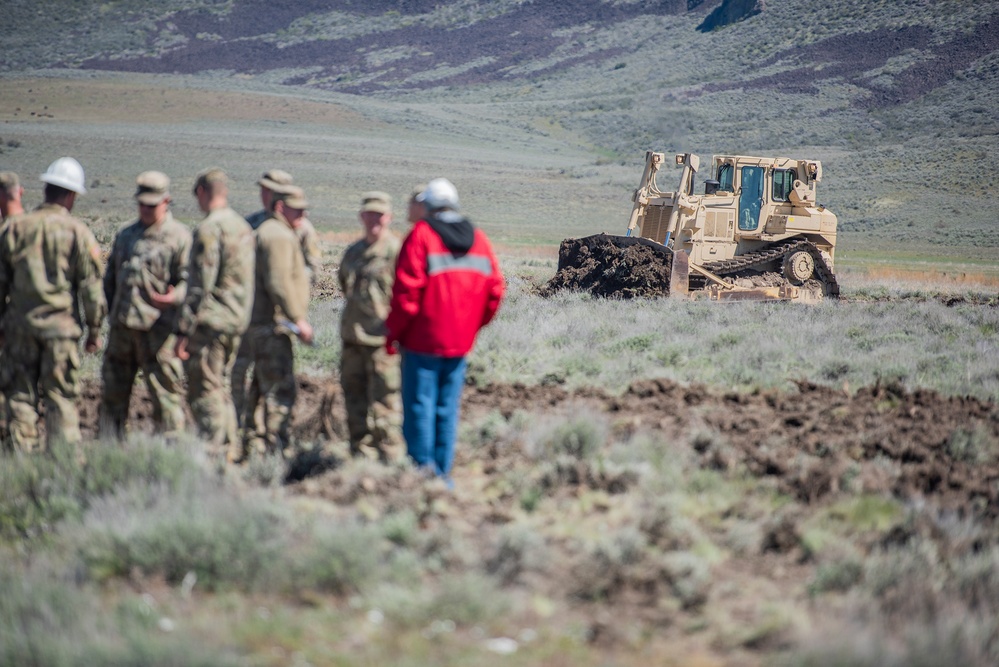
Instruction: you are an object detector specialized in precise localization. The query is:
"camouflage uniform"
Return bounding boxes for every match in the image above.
[0,209,22,444]
[177,205,255,447]
[245,211,310,454]
[338,232,403,461]
[233,211,320,429]
[0,203,106,451]
[100,212,191,439]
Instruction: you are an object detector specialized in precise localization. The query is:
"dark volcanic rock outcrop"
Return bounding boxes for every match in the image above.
[697,0,765,32]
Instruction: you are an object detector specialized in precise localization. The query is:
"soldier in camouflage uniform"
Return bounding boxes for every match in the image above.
[0,172,26,444]
[338,191,403,462]
[0,158,106,452]
[244,186,314,456]
[174,168,255,456]
[99,172,191,440]
[234,169,320,430]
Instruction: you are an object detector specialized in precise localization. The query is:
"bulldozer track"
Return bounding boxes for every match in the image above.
[701,239,840,298]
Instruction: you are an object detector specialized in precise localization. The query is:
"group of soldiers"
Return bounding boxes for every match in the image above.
[0,156,503,484]
[0,158,356,463]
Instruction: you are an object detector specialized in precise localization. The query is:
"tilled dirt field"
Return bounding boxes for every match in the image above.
[77,373,999,516]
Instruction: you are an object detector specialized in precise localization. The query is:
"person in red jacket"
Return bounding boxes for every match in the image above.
[385,178,504,485]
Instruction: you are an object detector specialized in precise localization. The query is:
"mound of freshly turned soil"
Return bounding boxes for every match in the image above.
[542,234,673,298]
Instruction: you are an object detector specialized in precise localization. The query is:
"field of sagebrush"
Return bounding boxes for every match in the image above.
[3,245,998,666]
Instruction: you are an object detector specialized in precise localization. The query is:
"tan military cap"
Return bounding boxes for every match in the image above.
[258,169,293,191]
[277,185,309,210]
[134,171,170,205]
[360,191,391,214]
[0,171,20,191]
[409,183,427,202]
[192,167,228,194]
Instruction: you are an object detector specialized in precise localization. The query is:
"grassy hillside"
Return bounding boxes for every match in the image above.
[2,0,997,262]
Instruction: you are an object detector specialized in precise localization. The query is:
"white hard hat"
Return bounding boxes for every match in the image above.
[417,178,459,211]
[40,157,87,195]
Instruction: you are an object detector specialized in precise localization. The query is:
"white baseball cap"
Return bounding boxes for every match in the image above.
[417,178,459,211]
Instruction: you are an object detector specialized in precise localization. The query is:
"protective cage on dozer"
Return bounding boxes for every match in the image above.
[556,151,840,301]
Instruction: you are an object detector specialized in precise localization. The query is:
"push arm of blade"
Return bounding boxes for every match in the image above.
[689,262,734,289]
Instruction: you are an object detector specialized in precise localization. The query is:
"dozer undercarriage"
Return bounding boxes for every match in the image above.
[550,152,840,301]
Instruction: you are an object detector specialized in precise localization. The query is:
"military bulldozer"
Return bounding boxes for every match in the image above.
[552,151,839,300]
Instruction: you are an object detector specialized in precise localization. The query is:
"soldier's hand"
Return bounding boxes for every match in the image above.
[85,334,102,354]
[149,285,176,310]
[385,339,399,356]
[295,319,314,346]
[175,336,190,361]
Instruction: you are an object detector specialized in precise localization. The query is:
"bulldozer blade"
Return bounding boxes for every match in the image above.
[556,233,671,271]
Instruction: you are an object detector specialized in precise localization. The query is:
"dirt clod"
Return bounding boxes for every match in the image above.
[542,235,672,298]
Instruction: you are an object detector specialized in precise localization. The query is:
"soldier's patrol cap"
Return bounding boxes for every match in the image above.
[134,171,170,205]
[192,167,228,194]
[276,185,309,211]
[0,171,20,191]
[258,169,293,191]
[360,191,391,214]
[409,184,427,203]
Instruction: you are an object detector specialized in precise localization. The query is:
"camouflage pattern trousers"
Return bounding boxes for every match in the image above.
[244,327,296,455]
[183,327,240,447]
[340,342,403,462]
[100,324,185,439]
[2,326,82,452]
[230,334,254,430]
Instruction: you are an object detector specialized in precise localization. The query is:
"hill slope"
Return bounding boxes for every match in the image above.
[2,0,998,259]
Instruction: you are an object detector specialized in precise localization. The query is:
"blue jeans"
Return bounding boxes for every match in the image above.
[401,349,467,482]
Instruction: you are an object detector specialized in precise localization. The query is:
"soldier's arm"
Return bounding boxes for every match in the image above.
[177,224,220,336]
[170,230,192,305]
[76,227,108,342]
[337,245,350,294]
[299,222,321,286]
[103,230,120,310]
[0,228,11,324]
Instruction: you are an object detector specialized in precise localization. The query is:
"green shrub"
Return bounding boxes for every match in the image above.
[0,563,241,667]
[947,425,998,464]
[809,559,863,595]
[369,572,508,629]
[0,438,195,542]
[529,412,607,461]
[486,522,548,584]
[78,477,287,592]
[289,520,383,594]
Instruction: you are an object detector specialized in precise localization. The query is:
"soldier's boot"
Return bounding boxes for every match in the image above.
[226,439,248,465]
[8,413,41,453]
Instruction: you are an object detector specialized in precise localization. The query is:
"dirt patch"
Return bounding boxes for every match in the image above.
[74,371,999,518]
[541,234,673,298]
[77,374,341,447]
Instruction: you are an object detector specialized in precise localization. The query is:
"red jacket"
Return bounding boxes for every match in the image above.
[386,219,504,357]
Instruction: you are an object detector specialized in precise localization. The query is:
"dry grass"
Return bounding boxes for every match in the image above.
[0,77,374,127]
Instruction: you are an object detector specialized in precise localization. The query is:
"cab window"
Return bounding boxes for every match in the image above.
[772,169,797,202]
[717,164,734,192]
